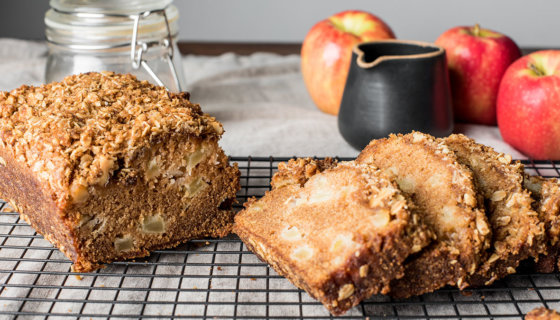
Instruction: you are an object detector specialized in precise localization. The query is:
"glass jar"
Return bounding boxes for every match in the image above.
[45,0,186,92]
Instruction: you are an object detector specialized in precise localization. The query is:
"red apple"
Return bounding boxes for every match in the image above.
[301,10,395,115]
[497,50,560,160]
[435,24,521,125]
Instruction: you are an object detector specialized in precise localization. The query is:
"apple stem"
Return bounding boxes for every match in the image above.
[473,24,481,37]
[529,63,546,77]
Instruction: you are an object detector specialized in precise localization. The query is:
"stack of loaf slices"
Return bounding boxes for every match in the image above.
[235,132,559,316]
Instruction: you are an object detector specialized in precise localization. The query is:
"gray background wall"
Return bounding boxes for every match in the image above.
[0,0,558,47]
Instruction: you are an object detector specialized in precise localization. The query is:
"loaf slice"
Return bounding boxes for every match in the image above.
[524,175,560,273]
[234,160,432,315]
[444,134,545,286]
[356,132,490,298]
[0,72,240,272]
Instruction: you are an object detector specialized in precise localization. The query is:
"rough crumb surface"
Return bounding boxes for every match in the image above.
[356,131,490,298]
[235,160,432,315]
[0,72,223,208]
[444,134,545,287]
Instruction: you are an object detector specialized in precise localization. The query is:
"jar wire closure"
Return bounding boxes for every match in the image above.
[46,2,184,91]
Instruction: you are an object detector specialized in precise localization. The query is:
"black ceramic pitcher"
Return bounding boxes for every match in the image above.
[338,40,453,150]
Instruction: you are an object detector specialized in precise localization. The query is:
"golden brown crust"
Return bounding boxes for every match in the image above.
[0,72,239,272]
[444,134,545,286]
[356,132,489,298]
[0,72,223,208]
[524,175,560,273]
[235,160,432,315]
[271,157,338,189]
[526,307,560,320]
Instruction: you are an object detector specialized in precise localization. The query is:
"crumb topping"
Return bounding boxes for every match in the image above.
[271,157,338,189]
[0,72,223,205]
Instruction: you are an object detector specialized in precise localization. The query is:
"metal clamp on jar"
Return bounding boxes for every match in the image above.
[45,0,186,92]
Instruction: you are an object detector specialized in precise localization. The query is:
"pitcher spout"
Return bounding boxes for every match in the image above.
[353,40,445,69]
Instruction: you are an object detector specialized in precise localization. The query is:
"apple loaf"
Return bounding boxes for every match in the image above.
[234,160,433,315]
[443,134,545,286]
[356,132,490,298]
[0,72,240,272]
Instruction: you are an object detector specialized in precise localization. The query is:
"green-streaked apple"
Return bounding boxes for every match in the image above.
[435,24,521,125]
[497,50,560,160]
[301,10,395,115]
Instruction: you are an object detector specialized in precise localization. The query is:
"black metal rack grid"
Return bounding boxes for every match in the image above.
[1,157,560,319]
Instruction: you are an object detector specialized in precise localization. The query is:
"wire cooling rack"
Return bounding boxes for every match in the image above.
[1,157,560,319]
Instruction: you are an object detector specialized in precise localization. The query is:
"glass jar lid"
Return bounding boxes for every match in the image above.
[45,0,179,50]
